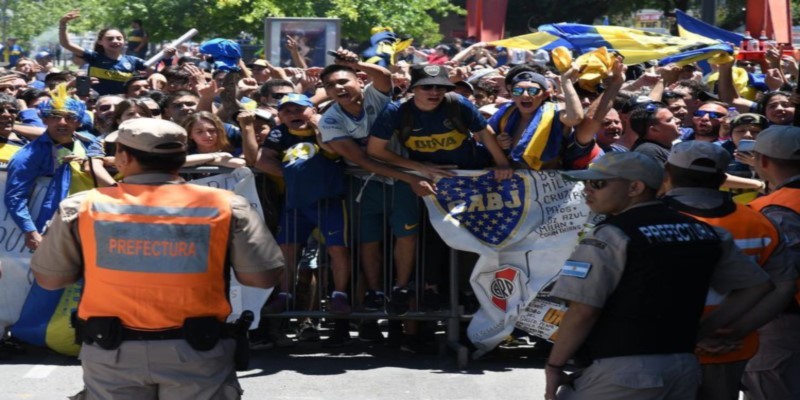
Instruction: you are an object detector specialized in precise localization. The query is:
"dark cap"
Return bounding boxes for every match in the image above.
[730,113,768,130]
[409,65,455,90]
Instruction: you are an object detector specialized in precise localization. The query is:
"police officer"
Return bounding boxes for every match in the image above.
[544,152,772,400]
[744,125,800,400]
[31,118,285,399]
[661,141,798,400]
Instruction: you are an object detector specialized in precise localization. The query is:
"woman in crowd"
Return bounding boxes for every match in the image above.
[181,111,246,168]
[109,98,153,132]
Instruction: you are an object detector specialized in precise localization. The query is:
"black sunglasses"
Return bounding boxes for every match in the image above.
[96,104,114,112]
[149,108,162,116]
[270,92,290,100]
[0,107,19,115]
[585,179,615,190]
[418,84,449,91]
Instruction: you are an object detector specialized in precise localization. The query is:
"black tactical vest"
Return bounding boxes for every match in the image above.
[581,202,723,362]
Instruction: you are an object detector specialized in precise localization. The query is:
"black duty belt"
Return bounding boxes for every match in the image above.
[122,327,185,341]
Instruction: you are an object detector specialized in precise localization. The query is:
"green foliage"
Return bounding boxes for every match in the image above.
[3,0,463,49]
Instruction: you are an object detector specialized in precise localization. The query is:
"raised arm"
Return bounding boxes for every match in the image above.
[331,48,392,95]
[573,59,624,145]
[559,63,585,127]
[58,10,85,56]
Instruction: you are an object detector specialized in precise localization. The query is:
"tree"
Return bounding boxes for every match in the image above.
[5,0,463,49]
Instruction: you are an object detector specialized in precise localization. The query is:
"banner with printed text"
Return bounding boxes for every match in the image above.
[423,170,601,358]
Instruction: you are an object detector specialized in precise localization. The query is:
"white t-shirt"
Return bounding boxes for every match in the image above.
[319,83,390,145]
[318,83,403,183]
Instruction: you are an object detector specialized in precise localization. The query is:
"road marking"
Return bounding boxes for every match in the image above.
[23,357,60,379]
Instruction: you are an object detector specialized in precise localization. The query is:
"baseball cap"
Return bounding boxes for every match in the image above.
[620,95,655,114]
[730,113,768,130]
[106,118,187,154]
[455,80,474,94]
[35,51,51,61]
[247,59,268,68]
[754,125,800,160]
[562,152,664,190]
[667,141,731,173]
[510,71,549,90]
[409,65,455,89]
[278,93,313,110]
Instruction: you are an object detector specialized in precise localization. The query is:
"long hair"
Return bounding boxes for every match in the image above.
[111,98,153,131]
[181,111,233,153]
[94,28,126,56]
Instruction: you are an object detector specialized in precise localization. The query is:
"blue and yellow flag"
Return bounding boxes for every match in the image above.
[490,23,734,66]
[675,9,744,45]
[361,28,414,67]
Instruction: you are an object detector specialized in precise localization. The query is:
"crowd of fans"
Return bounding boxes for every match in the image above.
[0,10,799,399]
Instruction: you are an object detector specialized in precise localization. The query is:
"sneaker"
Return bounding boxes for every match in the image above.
[249,328,276,350]
[0,337,26,359]
[267,328,295,348]
[322,320,353,348]
[460,291,480,316]
[296,320,321,342]
[361,290,386,312]
[385,320,404,349]
[263,292,292,314]
[329,292,352,315]
[401,335,438,355]
[422,288,444,312]
[388,287,410,316]
[357,321,384,342]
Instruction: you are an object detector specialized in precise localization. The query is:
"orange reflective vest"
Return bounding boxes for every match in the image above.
[668,199,779,364]
[750,186,800,306]
[77,183,234,330]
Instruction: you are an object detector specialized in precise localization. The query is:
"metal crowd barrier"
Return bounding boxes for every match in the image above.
[242,166,470,367]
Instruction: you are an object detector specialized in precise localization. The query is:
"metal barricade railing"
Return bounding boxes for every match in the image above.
[245,166,469,367]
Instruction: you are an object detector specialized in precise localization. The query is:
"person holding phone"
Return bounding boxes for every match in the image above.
[719,113,769,177]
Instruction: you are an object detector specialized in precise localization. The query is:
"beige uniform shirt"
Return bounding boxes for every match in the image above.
[31,173,284,277]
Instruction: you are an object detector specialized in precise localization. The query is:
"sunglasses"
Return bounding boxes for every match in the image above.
[45,112,80,122]
[511,86,542,97]
[693,110,726,119]
[96,104,114,112]
[270,92,290,100]
[149,108,162,116]
[0,107,19,115]
[418,84,449,91]
[585,179,616,190]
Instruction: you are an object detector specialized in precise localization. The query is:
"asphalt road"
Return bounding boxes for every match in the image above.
[0,327,551,400]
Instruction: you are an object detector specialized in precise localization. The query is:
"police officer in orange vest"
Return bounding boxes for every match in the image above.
[661,141,798,400]
[31,118,285,399]
[545,152,772,400]
[744,125,800,400]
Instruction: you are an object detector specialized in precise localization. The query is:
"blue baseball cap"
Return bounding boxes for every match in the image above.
[278,93,313,110]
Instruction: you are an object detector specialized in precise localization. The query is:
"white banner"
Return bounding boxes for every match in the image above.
[423,170,600,358]
[0,174,49,331]
[189,167,273,328]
